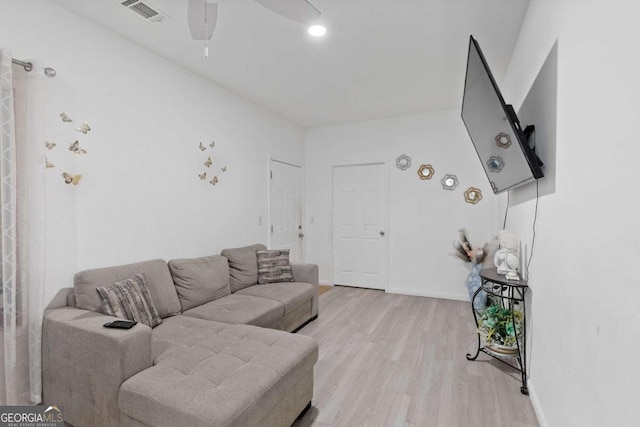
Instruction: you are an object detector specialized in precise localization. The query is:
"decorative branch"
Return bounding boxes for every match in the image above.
[453,228,487,264]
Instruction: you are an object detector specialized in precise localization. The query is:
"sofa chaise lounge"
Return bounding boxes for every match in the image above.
[42,244,319,427]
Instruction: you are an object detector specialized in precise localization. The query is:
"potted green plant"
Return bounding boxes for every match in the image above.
[478,304,523,355]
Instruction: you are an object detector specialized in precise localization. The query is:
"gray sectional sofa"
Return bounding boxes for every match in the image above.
[42,244,319,427]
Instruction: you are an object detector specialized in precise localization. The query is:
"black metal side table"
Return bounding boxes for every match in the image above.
[466,267,529,395]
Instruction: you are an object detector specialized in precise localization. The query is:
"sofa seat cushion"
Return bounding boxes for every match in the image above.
[168,255,231,311]
[182,294,283,329]
[235,282,314,314]
[75,259,181,319]
[121,316,318,427]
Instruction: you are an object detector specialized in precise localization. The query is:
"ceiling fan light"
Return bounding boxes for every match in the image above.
[254,0,321,24]
[188,0,218,40]
[308,24,327,37]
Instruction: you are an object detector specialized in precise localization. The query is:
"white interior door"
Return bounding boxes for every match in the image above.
[332,163,387,290]
[269,160,303,263]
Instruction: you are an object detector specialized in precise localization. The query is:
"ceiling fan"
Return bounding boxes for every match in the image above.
[188,0,321,55]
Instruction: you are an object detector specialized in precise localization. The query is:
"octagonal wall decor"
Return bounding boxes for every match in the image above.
[487,156,504,172]
[464,187,483,204]
[396,154,411,171]
[441,174,459,190]
[417,164,435,180]
[495,132,512,148]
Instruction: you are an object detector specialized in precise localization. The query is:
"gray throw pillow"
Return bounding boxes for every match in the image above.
[257,249,295,284]
[96,273,162,328]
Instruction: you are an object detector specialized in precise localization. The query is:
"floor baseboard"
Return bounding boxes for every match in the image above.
[527,379,547,427]
[385,287,469,302]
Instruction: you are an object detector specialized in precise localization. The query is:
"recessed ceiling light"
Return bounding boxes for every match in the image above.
[308,25,327,37]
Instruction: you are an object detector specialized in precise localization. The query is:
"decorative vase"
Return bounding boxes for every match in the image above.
[466,263,486,311]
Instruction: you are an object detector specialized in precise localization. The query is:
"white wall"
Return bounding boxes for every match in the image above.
[500,0,640,425]
[305,110,497,300]
[0,0,304,304]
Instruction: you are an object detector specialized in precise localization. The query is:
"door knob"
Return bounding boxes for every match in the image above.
[380,231,385,236]
[299,232,305,238]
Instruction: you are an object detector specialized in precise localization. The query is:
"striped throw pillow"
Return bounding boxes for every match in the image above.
[96,273,162,328]
[257,249,295,284]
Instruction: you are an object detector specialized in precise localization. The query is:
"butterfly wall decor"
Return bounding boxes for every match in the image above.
[62,172,82,185]
[53,111,95,185]
[196,139,224,187]
[68,140,87,156]
[76,121,91,134]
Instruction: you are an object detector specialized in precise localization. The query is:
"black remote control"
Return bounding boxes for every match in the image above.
[103,320,137,329]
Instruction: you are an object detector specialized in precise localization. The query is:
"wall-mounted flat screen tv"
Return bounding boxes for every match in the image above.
[461,35,543,194]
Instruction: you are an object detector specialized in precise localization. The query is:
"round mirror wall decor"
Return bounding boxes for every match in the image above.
[464,187,483,204]
[441,174,459,190]
[396,154,412,171]
[495,132,512,148]
[487,156,504,172]
[417,164,435,180]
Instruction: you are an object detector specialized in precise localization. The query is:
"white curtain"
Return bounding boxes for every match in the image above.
[0,49,46,405]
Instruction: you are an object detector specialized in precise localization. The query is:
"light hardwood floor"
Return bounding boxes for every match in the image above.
[293,286,539,427]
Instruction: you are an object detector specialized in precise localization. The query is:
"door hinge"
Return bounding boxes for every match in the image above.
[271,225,274,233]
[270,170,273,179]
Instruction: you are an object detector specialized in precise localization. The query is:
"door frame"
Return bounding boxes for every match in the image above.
[267,157,305,261]
[330,159,389,291]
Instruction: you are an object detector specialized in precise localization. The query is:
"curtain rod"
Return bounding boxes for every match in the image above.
[11,58,56,78]
[12,58,33,71]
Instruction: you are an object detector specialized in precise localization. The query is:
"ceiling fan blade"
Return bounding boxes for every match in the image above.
[188,0,218,40]
[253,0,321,24]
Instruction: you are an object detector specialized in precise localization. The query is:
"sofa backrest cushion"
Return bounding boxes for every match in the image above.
[221,243,267,293]
[168,255,231,311]
[74,259,181,318]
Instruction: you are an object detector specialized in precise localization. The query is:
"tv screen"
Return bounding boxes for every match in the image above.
[461,36,543,194]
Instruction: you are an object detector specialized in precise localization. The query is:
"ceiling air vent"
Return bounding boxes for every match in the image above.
[118,0,168,23]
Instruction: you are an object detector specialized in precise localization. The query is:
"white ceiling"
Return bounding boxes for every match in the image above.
[52,0,531,128]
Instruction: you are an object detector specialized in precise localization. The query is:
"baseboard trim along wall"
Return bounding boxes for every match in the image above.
[317,283,469,302]
[385,288,469,302]
[527,380,547,427]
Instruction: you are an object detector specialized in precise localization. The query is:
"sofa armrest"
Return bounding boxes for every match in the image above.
[291,263,319,317]
[42,307,152,427]
[45,287,74,310]
[291,263,318,286]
